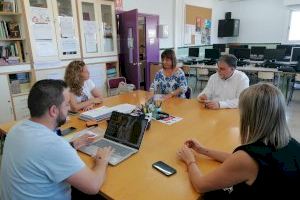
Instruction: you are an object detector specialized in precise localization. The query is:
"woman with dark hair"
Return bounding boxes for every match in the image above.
[64,60,102,111]
[151,49,188,98]
[177,83,300,199]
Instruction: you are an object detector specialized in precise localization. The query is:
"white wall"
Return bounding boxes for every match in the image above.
[123,0,297,48]
[215,0,291,44]
[123,0,174,48]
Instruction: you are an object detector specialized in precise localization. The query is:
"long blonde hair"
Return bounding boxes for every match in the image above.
[64,60,86,96]
[239,83,291,149]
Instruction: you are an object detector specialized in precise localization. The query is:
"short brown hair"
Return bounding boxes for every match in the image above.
[161,49,177,69]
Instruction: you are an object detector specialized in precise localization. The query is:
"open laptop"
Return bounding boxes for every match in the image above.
[79,111,148,165]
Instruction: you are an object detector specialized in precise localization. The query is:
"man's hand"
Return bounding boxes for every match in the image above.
[72,132,97,150]
[204,100,220,109]
[94,147,114,166]
[198,94,208,103]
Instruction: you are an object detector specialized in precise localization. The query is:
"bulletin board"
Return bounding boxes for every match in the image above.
[184,5,212,45]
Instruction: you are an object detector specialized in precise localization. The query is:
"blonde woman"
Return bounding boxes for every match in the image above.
[65,60,102,111]
[177,83,300,199]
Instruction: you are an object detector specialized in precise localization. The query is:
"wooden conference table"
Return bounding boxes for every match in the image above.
[0,91,241,200]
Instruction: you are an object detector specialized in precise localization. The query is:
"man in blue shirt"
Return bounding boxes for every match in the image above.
[0,79,113,200]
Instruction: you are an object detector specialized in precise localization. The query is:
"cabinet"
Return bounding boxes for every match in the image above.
[0,75,14,123]
[12,95,30,120]
[24,0,59,63]
[78,0,117,58]
[52,0,81,59]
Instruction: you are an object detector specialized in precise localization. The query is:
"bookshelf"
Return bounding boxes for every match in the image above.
[0,0,32,123]
[0,0,30,66]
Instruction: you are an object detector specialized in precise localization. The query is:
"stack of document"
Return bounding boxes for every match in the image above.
[79,104,136,121]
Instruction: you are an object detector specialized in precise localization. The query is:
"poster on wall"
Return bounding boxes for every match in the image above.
[115,0,123,11]
[185,5,212,46]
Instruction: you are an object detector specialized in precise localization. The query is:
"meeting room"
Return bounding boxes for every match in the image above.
[0,0,299,199]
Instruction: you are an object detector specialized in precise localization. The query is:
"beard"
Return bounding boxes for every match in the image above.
[56,111,67,128]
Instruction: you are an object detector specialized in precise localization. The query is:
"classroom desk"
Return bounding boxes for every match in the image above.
[0,91,241,200]
[188,63,279,73]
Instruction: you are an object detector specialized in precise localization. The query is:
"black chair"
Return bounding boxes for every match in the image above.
[185,87,192,99]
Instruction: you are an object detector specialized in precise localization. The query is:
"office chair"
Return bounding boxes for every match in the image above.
[107,76,126,96]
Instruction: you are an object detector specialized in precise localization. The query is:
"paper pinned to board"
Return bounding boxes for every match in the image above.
[59,16,75,38]
[35,40,57,57]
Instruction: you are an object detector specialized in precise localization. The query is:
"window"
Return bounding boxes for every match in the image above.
[288,10,300,41]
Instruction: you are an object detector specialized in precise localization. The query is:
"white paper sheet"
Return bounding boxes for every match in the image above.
[32,23,53,40]
[83,21,97,34]
[35,40,57,57]
[30,7,50,24]
[61,38,77,53]
[184,24,192,44]
[85,33,97,53]
[59,16,75,38]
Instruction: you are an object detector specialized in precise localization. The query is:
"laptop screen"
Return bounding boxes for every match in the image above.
[104,111,148,149]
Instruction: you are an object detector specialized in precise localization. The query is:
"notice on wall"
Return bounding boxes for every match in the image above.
[32,23,53,40]
[61,38,77,53]
[83,21,97,34]
[85,33,97,53]
[30,7,50,24]
[35,40,57,57]
[59,16,75,38]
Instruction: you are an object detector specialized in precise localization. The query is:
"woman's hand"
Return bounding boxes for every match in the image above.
[177,145,196,165]
[184,139,207,154]
[91,97,103,105]
[82,104,94,111]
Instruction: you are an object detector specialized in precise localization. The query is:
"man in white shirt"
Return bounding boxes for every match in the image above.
[197,54,249,109]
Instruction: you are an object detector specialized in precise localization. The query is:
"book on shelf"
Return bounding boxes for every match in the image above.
[0,20,21,39]
[7,21,20,38]
[0,0,17,13]
[0,41,24,64]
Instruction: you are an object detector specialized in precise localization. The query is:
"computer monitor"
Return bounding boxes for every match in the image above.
[251,46,266,55]
[291,47,300,62]
[205,49,220,60]
[276,45,293,56]
[264,49,285,61]
[188,48,199,57]
[228,44,248,49]
[233,48,251,60]
[213,44,226,52]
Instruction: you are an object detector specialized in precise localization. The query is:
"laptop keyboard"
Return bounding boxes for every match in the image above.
[93,139,134,157]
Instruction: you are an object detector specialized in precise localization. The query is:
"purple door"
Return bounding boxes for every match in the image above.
[119,9,140,89]
[145,15,159,90]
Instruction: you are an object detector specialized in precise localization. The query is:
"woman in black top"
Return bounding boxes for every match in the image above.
[177,83,300,199]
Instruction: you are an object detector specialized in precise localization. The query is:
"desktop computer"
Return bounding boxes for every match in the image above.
[291,47,300,62]
[263,49,285,68]
[213,44,226,53]
[250,46,266,61]
[233,48,250,66]
[188,48,199,58]
[204,49,220,65]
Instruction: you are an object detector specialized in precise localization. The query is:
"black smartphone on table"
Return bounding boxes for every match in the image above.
[61,127,77,136]
[68,110,78,115]
[152,161,176,176]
